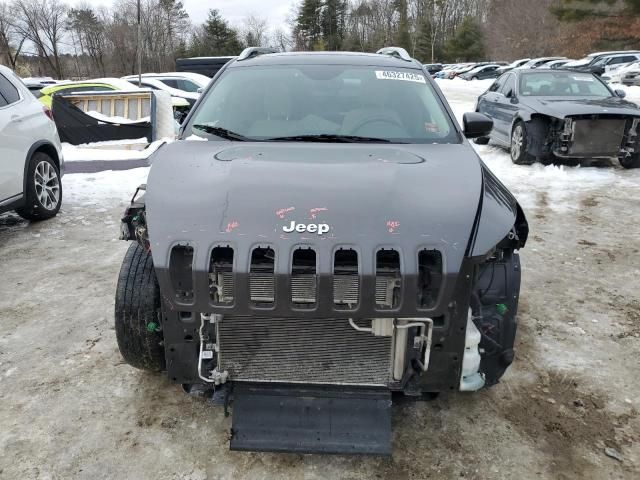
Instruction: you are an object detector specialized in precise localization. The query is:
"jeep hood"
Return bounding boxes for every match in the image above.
[144,141,514,314]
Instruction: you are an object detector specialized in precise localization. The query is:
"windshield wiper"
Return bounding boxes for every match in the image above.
[192,124,249,141]
[266,134,393,143]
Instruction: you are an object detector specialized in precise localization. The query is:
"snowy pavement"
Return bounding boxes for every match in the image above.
[0,80,639,479]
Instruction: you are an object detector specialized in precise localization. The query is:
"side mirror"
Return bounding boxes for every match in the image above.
[463,112,493,139]
[197,87,204,94]
[614,89,626,98]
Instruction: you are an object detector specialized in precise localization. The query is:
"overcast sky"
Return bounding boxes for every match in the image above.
[71,0,293,30]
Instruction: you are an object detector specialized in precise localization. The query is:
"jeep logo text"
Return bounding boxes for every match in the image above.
[282,221,330,235]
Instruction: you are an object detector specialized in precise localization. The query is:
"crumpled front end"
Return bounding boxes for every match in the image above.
[139,141,521,397]
[531,114,640,159]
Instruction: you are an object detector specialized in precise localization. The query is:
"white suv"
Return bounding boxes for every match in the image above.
[0,65,64,220]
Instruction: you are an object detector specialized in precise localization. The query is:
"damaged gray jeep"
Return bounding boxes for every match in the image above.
[475,69,640,168]
[115,47,528,455]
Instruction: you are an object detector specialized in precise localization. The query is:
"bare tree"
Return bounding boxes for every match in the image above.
[68,3,108,76]
[271,27,293,51]
[242,14,269,47]
[485,0,561,60]
[0,1,26,69]
[13,0,68,78]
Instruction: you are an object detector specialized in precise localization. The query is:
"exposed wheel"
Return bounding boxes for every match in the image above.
[620,154,640,169]
[474,136,490,145]
[510,121,535,165]
[16,152,62,220]
[115,242,166,371]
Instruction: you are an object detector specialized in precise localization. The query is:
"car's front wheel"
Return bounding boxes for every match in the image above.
[16,152,62,220]
[620,154,640,169]
[510,121,535,165]
[115,243,166,372]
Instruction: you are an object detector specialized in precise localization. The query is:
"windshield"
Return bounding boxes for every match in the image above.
[186,64,457,143]
[519,72,612,97]
[566,57,590,67]
[159,78,200,92]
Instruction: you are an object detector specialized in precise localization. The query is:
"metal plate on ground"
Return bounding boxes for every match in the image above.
[230,384,392,455]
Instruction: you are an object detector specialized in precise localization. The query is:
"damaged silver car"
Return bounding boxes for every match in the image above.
[475,70,640,168]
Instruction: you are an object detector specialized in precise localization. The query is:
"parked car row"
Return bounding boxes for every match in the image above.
[433,50,640,83]
[433,62,508,80]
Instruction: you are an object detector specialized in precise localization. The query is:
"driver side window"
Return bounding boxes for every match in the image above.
[500,75,516,97]
[489,75,507,92]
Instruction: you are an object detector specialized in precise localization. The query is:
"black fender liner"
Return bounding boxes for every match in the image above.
[471,249,522,386]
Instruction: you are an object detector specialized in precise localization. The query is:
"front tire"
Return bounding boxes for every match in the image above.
[510,121,535,165]
[16,152,62,220]
[620,154,640,169]
[115,243,166,371]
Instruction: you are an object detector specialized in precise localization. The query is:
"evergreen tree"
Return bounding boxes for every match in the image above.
[191,9,242,56]
[414,15,438,63]
[295,0,323,50]
[321,0,347,50]
[395,0,411,52]
[444,17,485,62]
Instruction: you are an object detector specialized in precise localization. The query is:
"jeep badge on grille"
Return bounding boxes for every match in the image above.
[282,221,330,234]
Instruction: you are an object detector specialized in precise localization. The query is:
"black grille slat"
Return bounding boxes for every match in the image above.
[376,249,401,309]
[250,247,275,306]
[291,248,317,307]
[169,245,194,301]
[209,246,234,305]
[333,249,359,309]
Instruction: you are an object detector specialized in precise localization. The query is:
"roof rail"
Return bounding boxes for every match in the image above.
[376,47,413,62]
[237,47,279,61]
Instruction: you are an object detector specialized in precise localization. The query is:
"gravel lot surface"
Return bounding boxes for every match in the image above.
[0,80,639,480]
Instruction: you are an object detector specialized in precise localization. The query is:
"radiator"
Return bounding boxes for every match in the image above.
[570,118,626,155]
[217,316,393,386]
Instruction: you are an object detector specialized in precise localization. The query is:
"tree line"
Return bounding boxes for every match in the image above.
[293,0,489,62]
[0,0,281,79]
[1,0,640,79]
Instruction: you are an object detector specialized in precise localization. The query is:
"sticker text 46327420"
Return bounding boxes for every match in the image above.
[375,70,426,84]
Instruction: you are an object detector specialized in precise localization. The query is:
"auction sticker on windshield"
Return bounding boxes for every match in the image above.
[375,71,426,83]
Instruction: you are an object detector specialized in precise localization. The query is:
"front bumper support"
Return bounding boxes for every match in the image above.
[230,384,392,455]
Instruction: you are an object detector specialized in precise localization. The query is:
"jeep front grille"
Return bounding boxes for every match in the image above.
[218,316,392,385]
[207,246,443,310]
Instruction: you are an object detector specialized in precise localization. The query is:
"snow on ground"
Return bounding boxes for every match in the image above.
[608,82,640,104]
[62,139,166,162]
[63,167,150,206]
